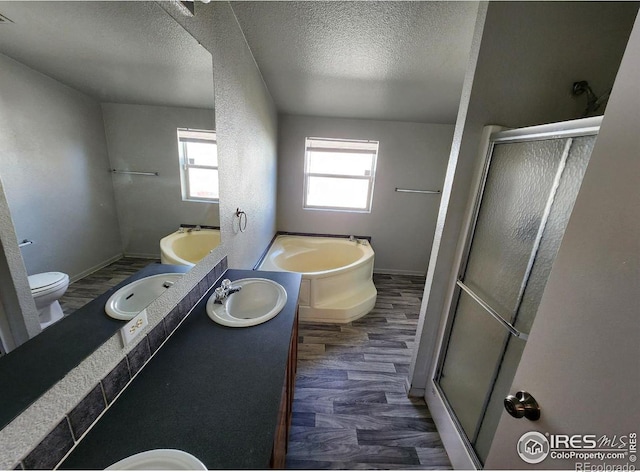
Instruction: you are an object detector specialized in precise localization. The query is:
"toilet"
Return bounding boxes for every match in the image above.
[27,272,70,329]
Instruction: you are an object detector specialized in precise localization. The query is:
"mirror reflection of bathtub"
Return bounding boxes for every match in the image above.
[259,234,377,322]
[160,228,222,268]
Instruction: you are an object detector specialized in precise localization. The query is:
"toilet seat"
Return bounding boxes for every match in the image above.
[28,272,69,296]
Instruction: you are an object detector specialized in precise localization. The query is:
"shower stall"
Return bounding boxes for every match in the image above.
[432,117,601,466]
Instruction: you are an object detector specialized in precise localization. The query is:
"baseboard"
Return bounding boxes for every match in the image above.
[373,268,425,276]
[69,254,123,284]
[253,233,278,270]
[123,252,161,260]
[407,386,426,398]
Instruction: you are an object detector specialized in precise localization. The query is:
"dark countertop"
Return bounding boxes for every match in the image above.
[61,269,301,470]
[0,263,190,430]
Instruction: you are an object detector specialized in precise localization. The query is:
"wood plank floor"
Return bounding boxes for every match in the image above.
[286,273,451,470]
[59,257,158,315]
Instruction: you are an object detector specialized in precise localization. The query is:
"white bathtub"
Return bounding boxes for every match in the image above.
[160,229,221,267]
[259,235,377,323]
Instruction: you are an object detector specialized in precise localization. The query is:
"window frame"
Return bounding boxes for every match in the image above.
[303,137,379,213]
[177,128,219,203]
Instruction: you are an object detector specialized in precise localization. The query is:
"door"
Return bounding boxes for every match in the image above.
[433,119,600,466]
[484,32,640,466]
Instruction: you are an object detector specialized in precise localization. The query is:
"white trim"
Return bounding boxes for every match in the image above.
[491,115,602,143]
[177,128,217,142]
[69,253,123,284]
[426,379,478,470]
[303,136,379,212]
[405,376,425,397]
[177,128,219,203]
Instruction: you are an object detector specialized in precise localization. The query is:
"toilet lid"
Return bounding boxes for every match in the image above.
[28,272,67,291]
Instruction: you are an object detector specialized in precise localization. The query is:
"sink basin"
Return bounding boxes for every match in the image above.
[206,278,287,327]
[106,449,206,470]
[105,273,183,320]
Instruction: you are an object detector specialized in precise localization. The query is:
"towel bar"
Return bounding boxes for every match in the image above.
[395,187,441,194]
[111,169,159,176]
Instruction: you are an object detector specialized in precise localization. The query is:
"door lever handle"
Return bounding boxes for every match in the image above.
[504,391,541,421]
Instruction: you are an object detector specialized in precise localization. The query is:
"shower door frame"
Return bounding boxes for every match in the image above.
[424,116,602,469]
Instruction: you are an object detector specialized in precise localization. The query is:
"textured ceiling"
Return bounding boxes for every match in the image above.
[231,1,479,123]
[0,2,214,109]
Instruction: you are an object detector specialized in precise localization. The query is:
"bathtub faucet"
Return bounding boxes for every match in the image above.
[213,279,242,304]
[349,235,367,245]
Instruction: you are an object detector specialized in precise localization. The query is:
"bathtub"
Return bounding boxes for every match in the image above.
[259,235,377,323]
[160,229,221,267]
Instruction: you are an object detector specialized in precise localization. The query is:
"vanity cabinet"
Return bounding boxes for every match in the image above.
[271,308,298,468]
[60,269,302,470]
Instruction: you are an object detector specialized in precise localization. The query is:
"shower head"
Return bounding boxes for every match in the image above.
[572,80,593,97]
[572,80,609,117]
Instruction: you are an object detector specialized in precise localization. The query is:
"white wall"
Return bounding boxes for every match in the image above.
[277,114,453,274]
[102,103,218,257]
[0,54,122,280]
[212,3,279,268]
[0,178,40,347]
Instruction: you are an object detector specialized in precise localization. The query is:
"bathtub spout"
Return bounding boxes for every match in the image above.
[349,235,367,245]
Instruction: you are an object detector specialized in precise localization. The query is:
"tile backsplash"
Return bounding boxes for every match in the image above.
[13,256,227,470]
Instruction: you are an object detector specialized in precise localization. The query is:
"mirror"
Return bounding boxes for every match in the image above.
[0,1,219,316]
[0,1,219,427]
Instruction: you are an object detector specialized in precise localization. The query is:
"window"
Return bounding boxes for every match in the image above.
[177,128,218,202]
[303,137,379,212]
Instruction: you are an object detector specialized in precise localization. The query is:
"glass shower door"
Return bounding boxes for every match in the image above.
[435,128,597,465]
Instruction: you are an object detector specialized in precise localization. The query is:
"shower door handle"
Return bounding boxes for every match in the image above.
[504,391,541,421]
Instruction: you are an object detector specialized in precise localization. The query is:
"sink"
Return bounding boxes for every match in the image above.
[206,278,287,327]
[106,449,206,470]
[105,273,183,320]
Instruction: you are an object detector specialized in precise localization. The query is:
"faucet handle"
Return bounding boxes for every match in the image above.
[214,287,226,302]
[221,279,231,290]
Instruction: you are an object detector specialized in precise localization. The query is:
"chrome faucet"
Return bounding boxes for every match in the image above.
[349,235,367,245]
[213,279,242,304]
[187,225,202,233]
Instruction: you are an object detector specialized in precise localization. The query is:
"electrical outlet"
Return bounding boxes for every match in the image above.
[121,309,148,346]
